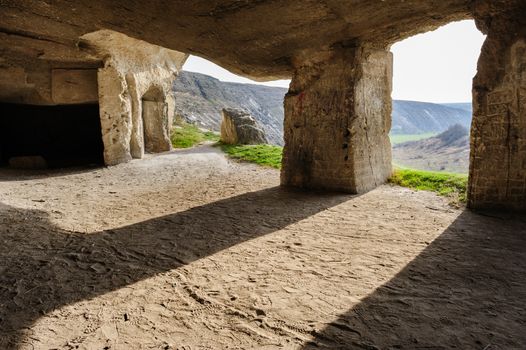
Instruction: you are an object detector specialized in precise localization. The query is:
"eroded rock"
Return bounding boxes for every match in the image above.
[220,109,268,145]
[469,4,526,210]
[79,30,187,165]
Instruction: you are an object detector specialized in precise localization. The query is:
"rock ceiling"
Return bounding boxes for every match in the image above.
[0,0,519,80]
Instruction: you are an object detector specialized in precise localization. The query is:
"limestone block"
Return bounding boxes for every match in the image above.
[0,67,38,104]
[97,65,133,166]
[220,108,268,145]
[281,46,392,193]
[51,69,98,104]
[80,31,186,165]
[142,100,171,153]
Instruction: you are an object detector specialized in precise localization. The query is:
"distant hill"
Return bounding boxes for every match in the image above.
[172,71,473,144]
[391,100,472,135]
[392,124,470,173]
[173,71,287,145]
[440,102,472,114]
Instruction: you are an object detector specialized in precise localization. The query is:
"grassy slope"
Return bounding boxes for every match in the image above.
[389,133,437,145]
[389,168,467,202]
[220,143,282,169]
[220,143,467,202]
[171,123,219,148]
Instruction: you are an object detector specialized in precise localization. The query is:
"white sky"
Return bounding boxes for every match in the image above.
[183,56,291,88]
[391,20,485,103]
[182,20,485,103]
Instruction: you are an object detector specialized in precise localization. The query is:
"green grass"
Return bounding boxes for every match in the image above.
[220,143,283,169]
[389,133,437,145]
[389,168,468,202]
[218,144,467,203]
[171,122,219,148]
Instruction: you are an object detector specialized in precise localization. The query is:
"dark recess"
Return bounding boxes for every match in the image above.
[0,103,104,168]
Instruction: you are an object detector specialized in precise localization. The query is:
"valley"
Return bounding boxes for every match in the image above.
[393,124,470,173]
[173,71,472,174]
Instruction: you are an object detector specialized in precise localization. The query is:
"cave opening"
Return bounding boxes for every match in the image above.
[389,20,484,175]
[0,103,104,169]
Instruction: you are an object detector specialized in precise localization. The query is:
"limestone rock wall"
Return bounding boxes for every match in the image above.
[281,46,392,193]
[0,25,102,105]
[80,31,188,165]
[469,5,526,210]
[0,28,186,167]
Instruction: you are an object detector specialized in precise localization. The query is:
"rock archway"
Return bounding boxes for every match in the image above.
[141,86,172,154]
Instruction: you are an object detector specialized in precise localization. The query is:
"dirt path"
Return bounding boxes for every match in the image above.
[1,146,525,349]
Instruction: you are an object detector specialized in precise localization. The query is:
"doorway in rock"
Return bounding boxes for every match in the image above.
[0,103,104,169]
[142,99,167,153]
[389,20,484,175]
[141,86,170,154]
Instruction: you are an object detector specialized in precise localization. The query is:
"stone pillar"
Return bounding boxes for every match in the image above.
[469,5,526,211]
[281,46,392,193]
[126,73,145,160]
[97,65,133,166]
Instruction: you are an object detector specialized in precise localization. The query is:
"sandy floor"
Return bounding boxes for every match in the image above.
[0,146,525,350]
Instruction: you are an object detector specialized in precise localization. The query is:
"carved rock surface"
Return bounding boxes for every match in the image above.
[0,0,485,80]
[468,5,526,210]
[80,31,187,165]
[282,46,392,193]
[220,109,268,145]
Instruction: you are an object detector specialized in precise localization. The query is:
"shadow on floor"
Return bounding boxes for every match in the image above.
[0,164,103,182]
[0,187,350,348]
[302,211,526,350]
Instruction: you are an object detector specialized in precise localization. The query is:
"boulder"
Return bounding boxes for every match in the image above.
[220,108,268,145]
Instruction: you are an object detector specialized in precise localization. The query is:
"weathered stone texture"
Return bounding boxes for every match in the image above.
[51,69,99,105]
[220,108,268,145]
[97,65,133,166]
[0,26,186,166]
[142,100,171,153]
[469,5,526,211]
[0,27,101,105]
[0,0,473,80]
[281,47,392,193]
[80,30,187,165]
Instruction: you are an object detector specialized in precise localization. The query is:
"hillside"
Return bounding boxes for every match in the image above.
[392,124,470,173]
[440,102,472,114]
[391,100,472,134]
[172,71,473,144]
[173,71,287,145]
